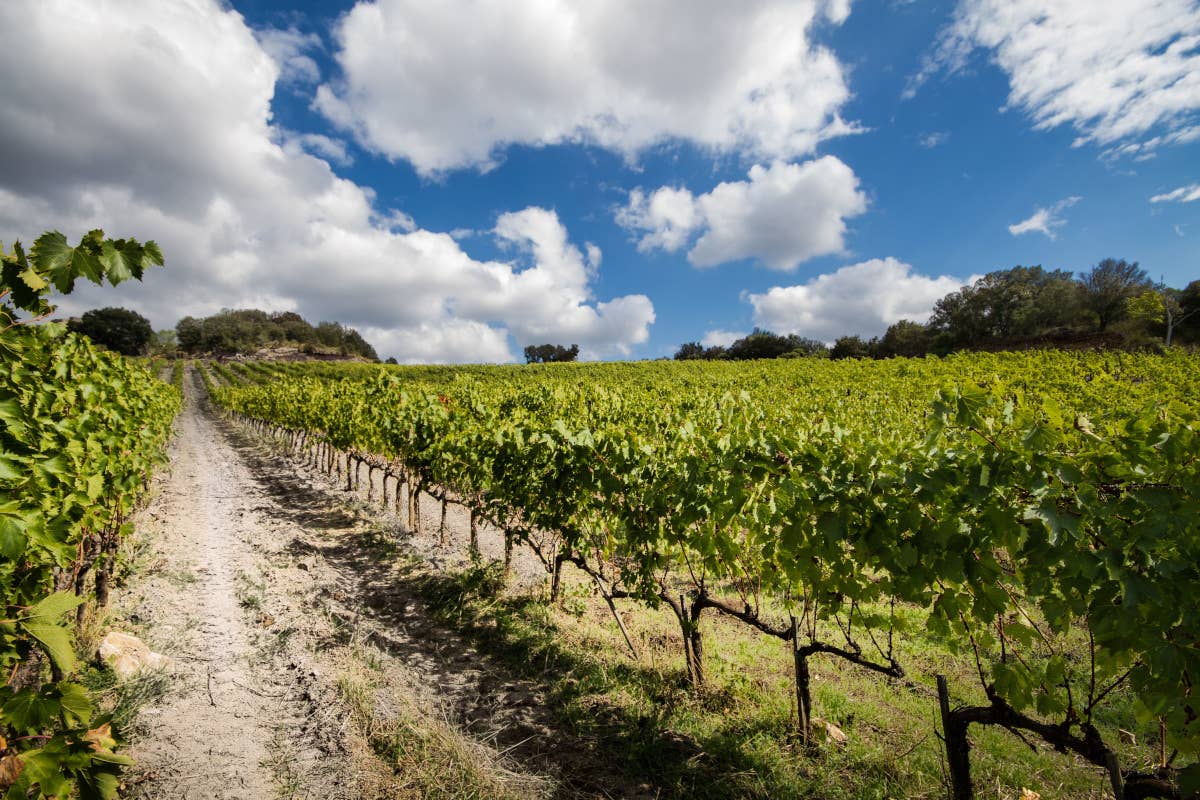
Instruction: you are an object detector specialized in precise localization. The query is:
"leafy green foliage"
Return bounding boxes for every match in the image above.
[67,307,154,356]
[1079,258,1152,331]
[673,329,828,361]
[523,343,580,363]
[829,334,870,359]
[1,230,178,797]
[930,266,1084,348]
[176,309,378,359]
[1,230,162,328]
[217,351,1199,793]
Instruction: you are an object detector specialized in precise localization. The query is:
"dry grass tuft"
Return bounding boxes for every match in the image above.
[333,650,552,800]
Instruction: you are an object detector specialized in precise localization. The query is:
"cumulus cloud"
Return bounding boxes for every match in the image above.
[315,0,858,174]
[700,329,747,348]
[615,187,702,253]
[617,158,867,271]
[906,0,1200,155]
[255,26,323,85]
[0,0,653,363]
[1007,196,1081,239]
[746,257,965,342]
[918,131,950,148]
[1150,184,1200,203]
[282,132,353,166]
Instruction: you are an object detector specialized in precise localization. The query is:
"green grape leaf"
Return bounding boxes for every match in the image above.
[23,591,84,622]
[0,517,26,558]
[0,397,24,423]
[56,682,92,725]
[1,690,57,733]
[0,457,23,482]
[16,747,74,796]
[85,474,104,501]
[86,751,134,767]
[98,241,136,285]
[79,769,125,800]
[1044,654,1067,686]
[30,231,102,292]
[142,240,164,267]
[17,267,47,292]
[19,621,75,674]
[1178,764,1200,797]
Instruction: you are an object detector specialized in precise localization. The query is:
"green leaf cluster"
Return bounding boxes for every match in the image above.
[2,230,162,332]
[216,350,1200,790]
[1,230,176,797]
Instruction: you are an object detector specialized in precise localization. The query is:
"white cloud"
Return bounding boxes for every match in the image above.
[747,257,966,341]
[617,157,867,271]
[282,132,353,166]
[0,0,654,363]
[918,131,950,148]
[361,321,514,365]
[315,0,858,174]
[701,329,747,348]
[584,243,602,270]
[1104,125,1200,161]
[615,187,703,253]
[907,0,1200,154]
[1008,196,1082,239]
[1150,184,1200,203]
[255,26,323,85]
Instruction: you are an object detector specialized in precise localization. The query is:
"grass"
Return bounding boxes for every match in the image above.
[68,525,176,742]
[236,569,266,611]
[264,723,310,800]
[335,654,549,800]
[159,565,198,587]
[74,605,172,740]
[395,557,1160,800]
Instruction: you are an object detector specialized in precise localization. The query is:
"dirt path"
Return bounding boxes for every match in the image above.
[118,369,642,799]
[118,370,352,799]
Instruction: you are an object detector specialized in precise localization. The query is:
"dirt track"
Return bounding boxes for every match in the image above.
[118,369,352,798]
[117,368,637,799]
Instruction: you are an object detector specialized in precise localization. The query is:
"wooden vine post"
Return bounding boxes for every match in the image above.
[468,508,479,557]
[440,497,449,544]
[790,616,811,746]
[937,675,973,800]
[409,480,421,534]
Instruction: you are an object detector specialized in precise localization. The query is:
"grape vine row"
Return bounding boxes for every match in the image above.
[1,231,179,798]
[215,352,1200,798]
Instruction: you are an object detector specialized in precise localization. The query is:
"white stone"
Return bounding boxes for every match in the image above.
[98,631,171,678]
[810,716,847,746]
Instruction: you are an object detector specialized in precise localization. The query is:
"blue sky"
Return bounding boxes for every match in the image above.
[1,0,1197,361]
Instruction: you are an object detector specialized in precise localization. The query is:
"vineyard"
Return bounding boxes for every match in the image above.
[204,351,1200,799]
[1,232,178,798]
[2,228,1196,800]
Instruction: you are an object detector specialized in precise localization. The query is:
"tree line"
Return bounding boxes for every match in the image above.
[65,306,379,359]
[523,343,580,363]
[676,259,1200,361]
[176,309,378,359]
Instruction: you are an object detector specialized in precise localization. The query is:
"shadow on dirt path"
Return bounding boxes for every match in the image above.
[212,396,656,799]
